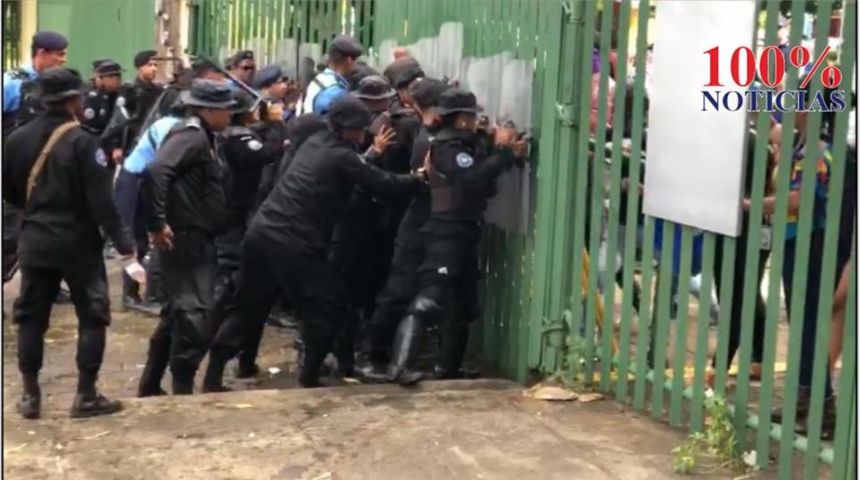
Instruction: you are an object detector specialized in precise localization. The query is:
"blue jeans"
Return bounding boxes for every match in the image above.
[782,230,833,399]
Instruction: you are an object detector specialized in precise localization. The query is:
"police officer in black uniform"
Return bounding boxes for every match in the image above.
[3,67,135,419]
[2,31,69,305]
[386,88,525,385]
[82,61,127,171]
[201,89,280,392]
[125,50,164,139]
[329,76,398,359]
[139,80,233,396]
[359,78,449,380]
[212,96,423,388]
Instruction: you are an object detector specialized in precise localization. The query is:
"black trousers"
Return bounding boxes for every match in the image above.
[145,230,217,380]
[14,256,111,377]
[367,206,427,358]
[213,231,352,367]
[330,192,390,316]
[409,222,481,371]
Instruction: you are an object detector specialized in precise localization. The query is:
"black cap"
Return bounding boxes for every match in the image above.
[231,89,258,114]
[394,65,425,90]
[351,75,395,101]
[227,50,255,68]
[251,65,283,89]
[437,88,483,116]
[410,78,449,108]
[91,59,110,71]
[134,50,157,68]
[38,67,82,103]
[179,79,236,109]
[383,57,421,85]
[327,95,372,130]
[95,61,123,77]
[32,31,68,52]
[328,35,363,57]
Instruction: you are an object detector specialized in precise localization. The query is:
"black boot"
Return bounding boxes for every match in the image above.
[235,354,261,379]
[387,315,425,386]
[138,330,170,397]
[354,330,391,384]
[298,340,330,388]
[202,351,231,393]
[70,371,122,418]
[172,372,194,395]
[435,322,478,379]
[17,373,41,420]
[294,337,333,377]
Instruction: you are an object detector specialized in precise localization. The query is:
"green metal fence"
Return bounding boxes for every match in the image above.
[2,0,21,71]
[189,0,857,477]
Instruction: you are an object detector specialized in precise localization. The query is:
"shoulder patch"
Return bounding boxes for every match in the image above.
[83,108,95,120]
[247,139,263,151]
[94,148,108,167]
[456,152,474,168]
[87,91,98,98]
[116,96,126,107]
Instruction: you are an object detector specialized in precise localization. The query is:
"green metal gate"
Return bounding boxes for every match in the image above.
[2,0,22,70]
[189,1,857,477]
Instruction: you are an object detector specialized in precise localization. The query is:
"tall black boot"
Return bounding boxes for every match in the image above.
[172,371,195,395]
[71,371,123,418]
[334,319,356,377]
[138,324,171,397]
[17,372,41,419]
[298,338,331,388]
[202,348,231,393]
[435,322,479,379]
[355,324,391,383]
[387,314,425,386]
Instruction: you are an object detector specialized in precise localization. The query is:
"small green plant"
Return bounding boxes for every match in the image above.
[672,392,753,475]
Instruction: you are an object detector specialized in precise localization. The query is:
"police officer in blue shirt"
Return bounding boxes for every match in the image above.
[2,31,69,135]
[298,35,363,116]
[114,97,185,315]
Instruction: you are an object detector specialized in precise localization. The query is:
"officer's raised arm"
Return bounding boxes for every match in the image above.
[327,96,421,196]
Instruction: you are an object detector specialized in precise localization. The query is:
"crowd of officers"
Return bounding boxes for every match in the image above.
[2,31,527,419]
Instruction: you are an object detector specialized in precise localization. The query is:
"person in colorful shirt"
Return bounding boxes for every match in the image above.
[746,123,837,439]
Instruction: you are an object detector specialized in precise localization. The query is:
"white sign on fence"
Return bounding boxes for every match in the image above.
[643,0,757,237]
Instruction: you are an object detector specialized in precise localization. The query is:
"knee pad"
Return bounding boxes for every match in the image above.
[406,296,443,320]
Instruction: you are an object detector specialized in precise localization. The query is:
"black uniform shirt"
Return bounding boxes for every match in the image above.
[125,78,164,142]
[249,129,422,257]
[143,118,228,236]
[428,128,514,224]
[81,89,117,134]
[221,124,276,229]
[2,110,134,267]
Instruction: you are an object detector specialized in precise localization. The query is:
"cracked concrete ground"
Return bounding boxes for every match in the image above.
[2,260,742,480]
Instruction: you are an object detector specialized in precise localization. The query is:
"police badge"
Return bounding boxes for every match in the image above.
[456,152,474,168]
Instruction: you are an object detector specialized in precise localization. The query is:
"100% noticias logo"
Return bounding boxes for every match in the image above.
[701,45,847,113]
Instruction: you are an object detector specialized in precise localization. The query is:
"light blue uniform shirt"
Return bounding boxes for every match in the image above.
[3,64,38,113]
[312,68,349,114]
[122,116,181,174]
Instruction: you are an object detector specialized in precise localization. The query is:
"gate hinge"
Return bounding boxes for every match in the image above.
[556,103,577,128]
